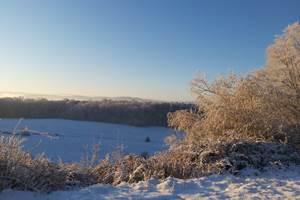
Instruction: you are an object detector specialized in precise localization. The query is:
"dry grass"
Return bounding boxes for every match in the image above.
[0,136,95,192]
[90,138,300,184]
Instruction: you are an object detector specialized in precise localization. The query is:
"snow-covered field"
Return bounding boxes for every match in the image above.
[1,119,300,199]
[1,167,300,200]
[0,119,173,162]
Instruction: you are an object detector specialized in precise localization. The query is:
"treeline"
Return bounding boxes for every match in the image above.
[0,97,192,127]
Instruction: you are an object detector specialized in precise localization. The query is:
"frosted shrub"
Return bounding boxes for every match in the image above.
[0,136,94,192]
[169,22,300,146]
[155,22,300,179]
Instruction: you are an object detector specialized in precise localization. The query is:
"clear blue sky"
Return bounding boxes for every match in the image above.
[0,0,299,101]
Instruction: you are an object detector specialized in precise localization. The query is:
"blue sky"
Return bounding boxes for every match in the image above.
[0,0,299,101]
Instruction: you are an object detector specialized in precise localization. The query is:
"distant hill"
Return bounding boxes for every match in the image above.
[0,91,165,103]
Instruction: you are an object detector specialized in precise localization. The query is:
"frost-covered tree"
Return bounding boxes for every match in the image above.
[169,22,300,146]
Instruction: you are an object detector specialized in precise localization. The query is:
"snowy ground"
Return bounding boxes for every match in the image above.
[0,119,174,162]
[1,167,300,200]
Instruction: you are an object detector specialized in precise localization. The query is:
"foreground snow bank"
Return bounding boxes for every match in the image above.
[1,167,300,200]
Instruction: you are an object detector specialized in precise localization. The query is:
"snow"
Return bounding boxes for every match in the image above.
[1,167,300,199]
[0,119,174,162]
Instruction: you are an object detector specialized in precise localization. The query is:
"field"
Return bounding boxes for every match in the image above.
[0,119,173,162]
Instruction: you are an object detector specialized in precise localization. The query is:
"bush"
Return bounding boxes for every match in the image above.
[168,22,300,147]
[144,140,300,178]
[91,139,300,183]
[0,136,95,192]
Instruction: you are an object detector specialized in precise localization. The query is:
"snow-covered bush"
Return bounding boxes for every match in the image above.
[168,22,300,146]
[145,22,300,182]
[0,136,94,192]
[89,135,300,184]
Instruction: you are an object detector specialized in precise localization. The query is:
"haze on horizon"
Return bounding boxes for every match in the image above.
[0,0,299,101]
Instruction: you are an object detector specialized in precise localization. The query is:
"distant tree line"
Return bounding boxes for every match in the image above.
[0,97,192,127]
